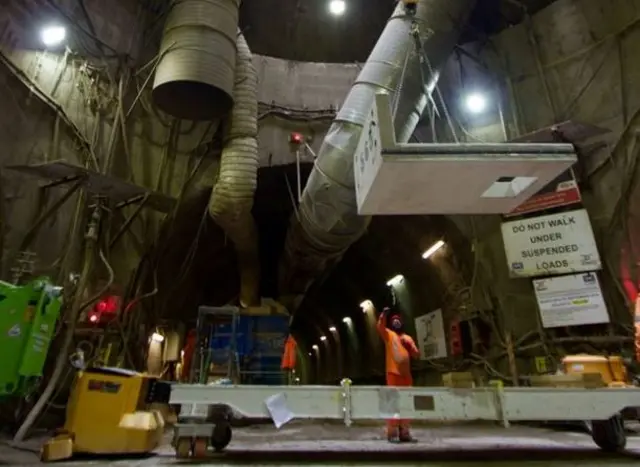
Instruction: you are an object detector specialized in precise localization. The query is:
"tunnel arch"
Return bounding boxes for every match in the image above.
[294,215,474,382]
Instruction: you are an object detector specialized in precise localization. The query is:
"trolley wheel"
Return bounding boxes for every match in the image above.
[175,437,192,458]
[591,414,626,452]
[192,437,209,458]
[211,423,233,452]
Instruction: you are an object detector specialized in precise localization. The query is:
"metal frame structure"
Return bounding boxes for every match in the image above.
[189,306,289,385]
[171,379,640,456]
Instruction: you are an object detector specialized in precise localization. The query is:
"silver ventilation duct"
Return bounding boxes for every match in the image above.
[279,0,475,306]
[209,31,261,307]
[152,0,241,120]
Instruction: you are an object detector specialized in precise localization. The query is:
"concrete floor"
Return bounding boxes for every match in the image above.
[2,423,640,466]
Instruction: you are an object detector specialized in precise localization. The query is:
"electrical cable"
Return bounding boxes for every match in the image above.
[0,51,99,170]
[13,206,102,442]
[44,0,120,58]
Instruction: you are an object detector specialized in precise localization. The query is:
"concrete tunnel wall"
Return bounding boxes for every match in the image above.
[1,0,639,384]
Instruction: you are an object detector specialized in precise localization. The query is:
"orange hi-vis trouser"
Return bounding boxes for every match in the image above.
[385,372,413,437]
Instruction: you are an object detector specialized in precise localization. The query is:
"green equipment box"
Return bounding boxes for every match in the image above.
[0,278,62,397]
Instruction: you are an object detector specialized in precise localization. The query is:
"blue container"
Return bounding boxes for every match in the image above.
[209,315,289,385]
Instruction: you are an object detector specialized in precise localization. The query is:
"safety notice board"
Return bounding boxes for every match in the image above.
[533,272,610,328]
[501,208,601,278]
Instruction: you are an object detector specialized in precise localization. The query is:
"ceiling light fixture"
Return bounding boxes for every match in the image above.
[465,92,487,114]
[422,240,445,259]
[386,275,404,287]
[328,0,346,16]
[151,332,164,343]
[329,326,337,332]
[312,344,319,351]
[320,335,327,342]
[40,25,66,48]
[360,300,371,311]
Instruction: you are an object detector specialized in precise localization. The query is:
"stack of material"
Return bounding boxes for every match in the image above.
[529,373,606,389]
[442,372,475,389]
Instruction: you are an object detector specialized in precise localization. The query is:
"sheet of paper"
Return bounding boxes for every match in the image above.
[264,392,294,429]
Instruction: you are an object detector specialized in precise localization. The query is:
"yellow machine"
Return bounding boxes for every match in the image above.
[563,355,630,387]
[41,367,172,462]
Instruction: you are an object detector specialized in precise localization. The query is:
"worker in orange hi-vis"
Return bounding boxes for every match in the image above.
[281,334,298,384]
[376,306,420,443]
[179,329,198,382]
[634,293,640,363]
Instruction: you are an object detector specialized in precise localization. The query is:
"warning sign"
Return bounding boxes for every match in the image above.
[501,209,601,277]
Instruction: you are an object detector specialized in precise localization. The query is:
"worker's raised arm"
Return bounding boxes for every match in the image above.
[376,308,389,340]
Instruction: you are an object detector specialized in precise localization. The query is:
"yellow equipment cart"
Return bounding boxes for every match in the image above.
[41,367,172,462]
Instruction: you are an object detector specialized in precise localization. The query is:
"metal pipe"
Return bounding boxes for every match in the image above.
[208,31,260,307]
[14,206,101,442]
[279,0,476,306]
[296,149,302,202]
[152,0,240,120]
[385,142,575,155]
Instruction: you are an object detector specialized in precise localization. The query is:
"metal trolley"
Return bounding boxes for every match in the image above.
[171,379,639,458]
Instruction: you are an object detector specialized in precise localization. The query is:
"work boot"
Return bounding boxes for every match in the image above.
[399,429,417,443]
[387,427,400,443]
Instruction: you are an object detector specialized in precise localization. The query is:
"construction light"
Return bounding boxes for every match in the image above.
[289,132,304,144]
[312,344,319,351]
[465,92,487,114]
[328,0,346,15]
[40,25,66,47]
[360,300,372,311]
[386,275,404,287]
[342,317,352,324]
[329,326,337,332]
[422,240,445,259]
[320,335,327,342]
[151,332,164,343]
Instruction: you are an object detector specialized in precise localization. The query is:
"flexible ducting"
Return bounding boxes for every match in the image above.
[279,0,475,307]
[152,0,240,121]
[209,31,260,307]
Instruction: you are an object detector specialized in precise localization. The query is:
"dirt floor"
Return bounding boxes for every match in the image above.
[2,422,640,466]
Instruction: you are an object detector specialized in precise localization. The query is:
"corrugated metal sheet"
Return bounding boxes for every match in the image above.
[152,0,240,120]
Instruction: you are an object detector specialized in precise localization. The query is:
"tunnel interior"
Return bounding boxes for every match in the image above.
[2,2,639,450]
[144,159,475,384]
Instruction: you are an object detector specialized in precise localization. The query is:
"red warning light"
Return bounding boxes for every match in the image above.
[88,295,120,325]
[289,132,304,144]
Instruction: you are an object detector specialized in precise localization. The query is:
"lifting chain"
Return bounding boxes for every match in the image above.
[409,22,460,143]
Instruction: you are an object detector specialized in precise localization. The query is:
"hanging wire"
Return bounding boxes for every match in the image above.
[410,23,459,143]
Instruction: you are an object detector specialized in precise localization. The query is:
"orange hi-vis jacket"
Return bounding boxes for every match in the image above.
[635,294,640,362]
[377,313,419,377]
[281,335,297,370]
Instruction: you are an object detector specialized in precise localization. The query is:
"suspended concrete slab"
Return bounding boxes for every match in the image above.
[354,93,578,216]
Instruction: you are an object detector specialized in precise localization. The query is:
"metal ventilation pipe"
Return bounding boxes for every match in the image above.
[209,31,260,307]
[152,0,240,121]
[279,0,475,306]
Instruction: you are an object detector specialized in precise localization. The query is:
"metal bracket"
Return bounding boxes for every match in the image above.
[489,380,510,428]
[340,378,353,427]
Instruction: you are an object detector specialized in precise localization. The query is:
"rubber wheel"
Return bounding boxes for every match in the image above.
[193,437,208,458]
[211,423,232,452]
[591,414,626,452]
[175,438,192,458]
